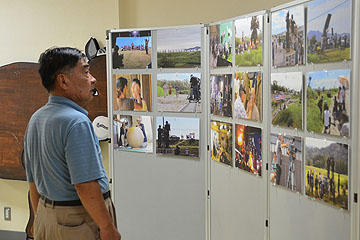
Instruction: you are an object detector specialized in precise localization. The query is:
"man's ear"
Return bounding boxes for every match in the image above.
[56,73,69,91]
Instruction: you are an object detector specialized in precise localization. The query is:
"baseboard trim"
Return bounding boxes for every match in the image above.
[0,230,27,240]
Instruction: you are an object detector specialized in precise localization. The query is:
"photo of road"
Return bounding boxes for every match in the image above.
[157,73,201,113]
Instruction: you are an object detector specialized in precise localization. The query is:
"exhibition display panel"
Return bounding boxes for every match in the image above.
[107,25,208,240]
[268,0,355,239]
[107,0,360,239]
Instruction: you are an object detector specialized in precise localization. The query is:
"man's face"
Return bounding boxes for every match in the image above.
[63,58,96,107]
[131,82,140,97]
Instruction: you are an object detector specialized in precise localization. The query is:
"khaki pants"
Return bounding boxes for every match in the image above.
[34,197,117,240]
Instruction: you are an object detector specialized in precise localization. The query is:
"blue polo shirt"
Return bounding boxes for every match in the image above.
[24,96,109,201]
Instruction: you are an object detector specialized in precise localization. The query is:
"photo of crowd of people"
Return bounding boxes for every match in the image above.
[270,134,303,193]
[113,74,152,112]
[156,117,199,158]
[305,137,348,210]
[211,121,232,166]
[157,27,201,68]
[306,69,350,137]
[307,0,351,63]
[113,115,153,153]
[235,125,262,176]
[157,73,201,113]
[235,16,263,66]
[271,72,303,129]
[210,22,233,67]
[210,74,232,117]
[112,31,151,69]
[272,5,305,67]
[234,72,262,121]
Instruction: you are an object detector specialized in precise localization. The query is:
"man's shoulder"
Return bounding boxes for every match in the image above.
[31,103,89,127]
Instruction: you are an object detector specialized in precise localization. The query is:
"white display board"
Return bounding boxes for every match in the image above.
[107,25,208,240]
[208,10,269,240]
[107,0,360,239]
[268,0,357,239]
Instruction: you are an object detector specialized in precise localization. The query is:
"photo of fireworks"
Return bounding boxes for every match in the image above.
[235,125,262,176]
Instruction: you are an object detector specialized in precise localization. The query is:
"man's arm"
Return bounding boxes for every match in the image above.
[29,182,40,214]
[75,180,121,240]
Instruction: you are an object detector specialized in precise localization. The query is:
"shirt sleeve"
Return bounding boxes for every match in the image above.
[65,121,105,185]
[24,129,34,183]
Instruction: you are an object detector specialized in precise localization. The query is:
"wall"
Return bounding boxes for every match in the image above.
[0,0,119,67]
[119,0,292,28]
[0,0,119,232]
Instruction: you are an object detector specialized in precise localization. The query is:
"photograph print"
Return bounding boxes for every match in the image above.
[235,124,262,176]
[235,15,263,66]
[210,74,232,117]
[306,69,350,137]
[112,30,151,69]
[272,5,305,67]
[113,114,153,153]
[157,73,201,113]
[234,72,262,121]
[210,21,233,67]
[113,74,152,112]
[270,133,303,193]
[305,137,349,210]
[157,27,201,68]
[211,120,233,166]
[271,72,303,129]
[156,117,200,158]
[307,0,351,63]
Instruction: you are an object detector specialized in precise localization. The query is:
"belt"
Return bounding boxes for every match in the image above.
[40,191,110,206]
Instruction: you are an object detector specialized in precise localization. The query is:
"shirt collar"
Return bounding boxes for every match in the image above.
[48,95,88,116]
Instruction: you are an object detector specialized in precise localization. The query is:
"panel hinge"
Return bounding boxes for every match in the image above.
[208,190,210,196]
[354,193,358,203]
[265,220,269,227]
[207,145,210,151]
[267,16,270,23]
[266,163,268,170]
[109,178,113,184]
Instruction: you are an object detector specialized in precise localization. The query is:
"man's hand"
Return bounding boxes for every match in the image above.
[75,181,121,240]
[100,223,121,240]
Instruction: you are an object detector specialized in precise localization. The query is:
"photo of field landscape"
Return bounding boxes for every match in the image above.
[271,72,303,129]
[157,27,201,68]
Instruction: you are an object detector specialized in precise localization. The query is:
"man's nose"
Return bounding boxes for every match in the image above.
[90,74,96,83]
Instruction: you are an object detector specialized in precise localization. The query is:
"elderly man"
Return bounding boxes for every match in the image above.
[24,47,121,240]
